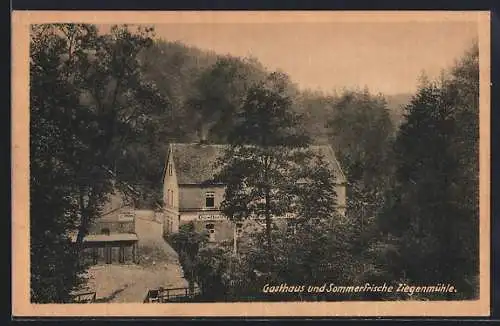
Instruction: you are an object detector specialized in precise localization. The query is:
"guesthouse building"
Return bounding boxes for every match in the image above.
[162,143,347,242]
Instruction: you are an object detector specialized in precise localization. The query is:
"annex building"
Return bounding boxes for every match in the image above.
[162,143,347,242]
[71,178,140,265]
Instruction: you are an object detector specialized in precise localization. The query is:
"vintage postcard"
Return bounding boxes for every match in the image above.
[12,11,491,317]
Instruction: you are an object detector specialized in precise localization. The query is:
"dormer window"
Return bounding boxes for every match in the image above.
[168,163,173,176]
[205,192,215,208]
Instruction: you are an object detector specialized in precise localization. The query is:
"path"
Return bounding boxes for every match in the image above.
[85,214,189,303]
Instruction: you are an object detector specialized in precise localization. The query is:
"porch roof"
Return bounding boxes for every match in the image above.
[70,233,138,243]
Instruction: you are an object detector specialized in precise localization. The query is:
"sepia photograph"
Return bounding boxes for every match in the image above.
[12,11,490,317]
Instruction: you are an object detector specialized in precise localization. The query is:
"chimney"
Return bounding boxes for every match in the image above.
[198,123,209,144]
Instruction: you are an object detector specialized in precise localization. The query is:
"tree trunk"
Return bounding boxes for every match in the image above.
[263,151,273,263]
[189,269,195,295]
[264,188,273,262]
[75,189,90,255]
[75,187,95,261]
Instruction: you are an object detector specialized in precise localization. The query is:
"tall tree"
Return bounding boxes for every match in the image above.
[30,24,170,302]
[251,154,348,283]
[325,89,395,281]
[377,43,479,299]
[30,25,88,302]
[327,89,394,190]
[215,72,310,261]
[296,89,337,144]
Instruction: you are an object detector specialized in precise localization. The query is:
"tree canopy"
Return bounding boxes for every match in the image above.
[376,43,479,299]
[29,22,479,302]
[30,23,170,302]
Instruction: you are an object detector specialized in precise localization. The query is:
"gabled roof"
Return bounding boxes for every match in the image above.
[167,143,347,185]
[169,143,226,185]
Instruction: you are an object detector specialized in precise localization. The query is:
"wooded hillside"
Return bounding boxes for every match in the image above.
[132,38,412,205]
[29,24,478,302]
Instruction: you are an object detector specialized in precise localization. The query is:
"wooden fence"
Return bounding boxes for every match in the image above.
[143,286,201,303]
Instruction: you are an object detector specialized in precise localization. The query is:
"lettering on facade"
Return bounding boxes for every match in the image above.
[198,214,226,221]
[255,213,296,220]
[196,212,295,221]
[118,210,135,222]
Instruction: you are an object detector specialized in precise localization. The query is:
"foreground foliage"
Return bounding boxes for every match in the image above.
[30,24,168,302]
[30,21,479,302]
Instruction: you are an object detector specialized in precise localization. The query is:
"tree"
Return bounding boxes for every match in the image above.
[324,89,396,285]
[185,56,267,143]
[326,89,395,244]
[30,26,88,302]
[214,72,310,261]
[377,43,479,299]
[239,154,365,301]
[193,245,234,300]
[139,40,219,143]
[296,89,337,144]
[168,222,208,294]
[247,155,350,287]
[291,153,340,223]
[327,88,395,191]
[30,23,170,302]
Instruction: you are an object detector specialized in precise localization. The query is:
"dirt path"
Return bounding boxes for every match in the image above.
[134,214,180,263]
[86,216,188,303]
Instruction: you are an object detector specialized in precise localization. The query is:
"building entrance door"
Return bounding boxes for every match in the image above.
[119,246,125,263]
[104,247,112,264]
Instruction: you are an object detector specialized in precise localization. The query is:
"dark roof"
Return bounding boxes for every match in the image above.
[170,143,226,185]
[168,143,346,185]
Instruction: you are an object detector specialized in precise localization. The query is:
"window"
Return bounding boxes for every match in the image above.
[101,228,110,236]
[166,189,174,207]
[105,247,112,264]
[205,192,215,208]
[168,163,173,176]
[235,223,243,237]
[206,223,216,242]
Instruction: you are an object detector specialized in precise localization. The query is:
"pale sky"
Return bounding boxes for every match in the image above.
[98,20,477,96]
[148,22,477,95]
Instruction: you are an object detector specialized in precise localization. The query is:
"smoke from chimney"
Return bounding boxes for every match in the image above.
[198,123,209,144]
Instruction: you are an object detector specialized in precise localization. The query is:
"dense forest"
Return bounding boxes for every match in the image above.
[136,37,413,206]
[29,24,479,303]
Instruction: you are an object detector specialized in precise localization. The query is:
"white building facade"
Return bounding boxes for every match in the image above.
[162,143,347,242]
